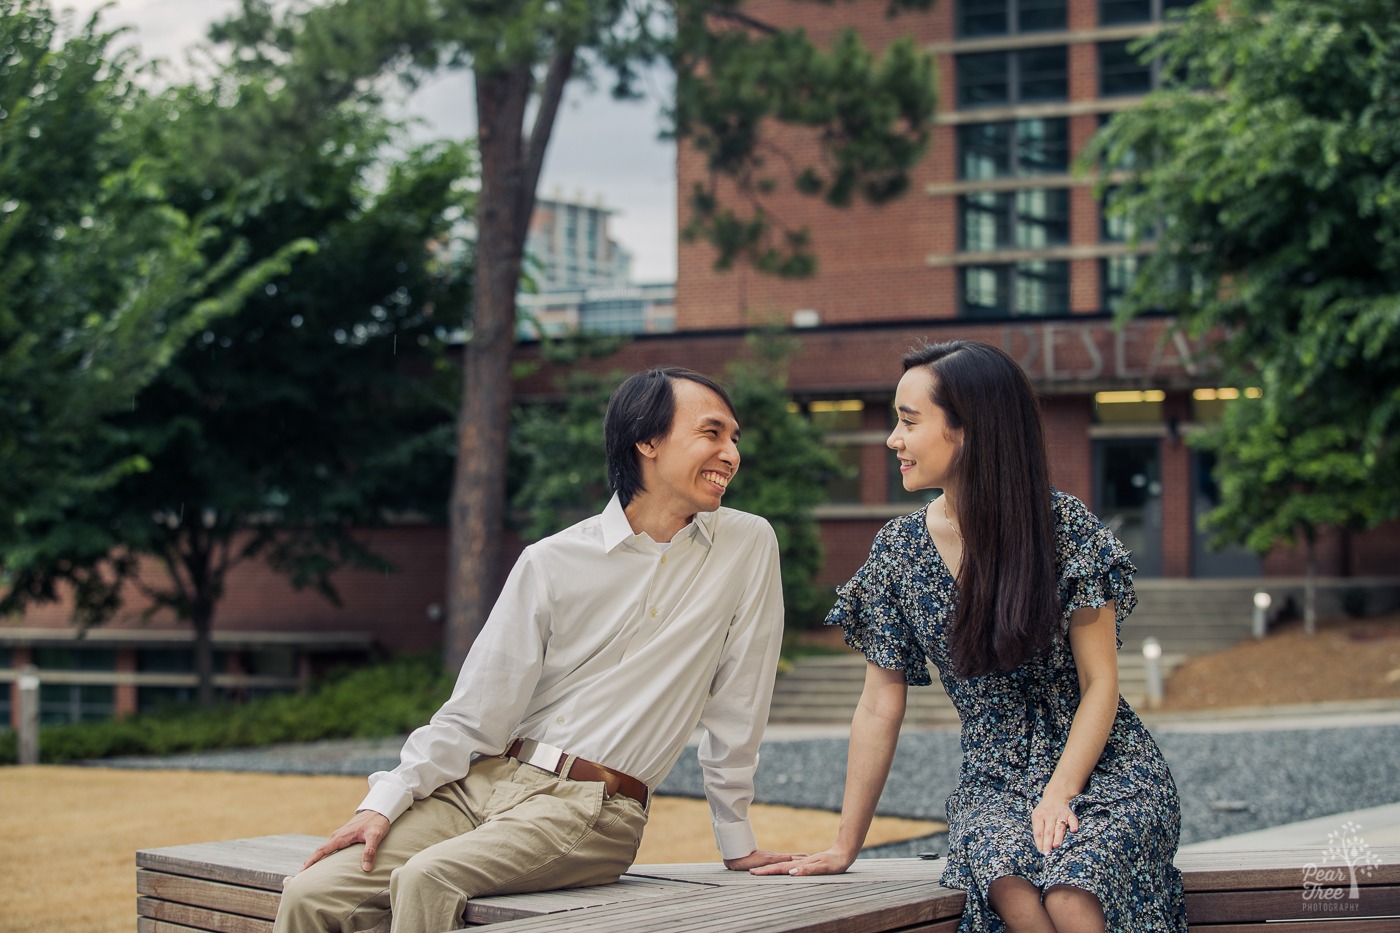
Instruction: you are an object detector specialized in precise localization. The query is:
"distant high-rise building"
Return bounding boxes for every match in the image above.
[518,193,674,338]
[525,194,634,291]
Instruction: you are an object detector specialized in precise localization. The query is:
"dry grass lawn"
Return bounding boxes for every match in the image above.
[0,766,943,933]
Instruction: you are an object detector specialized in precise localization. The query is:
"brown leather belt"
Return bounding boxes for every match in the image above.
[505,737,649,808]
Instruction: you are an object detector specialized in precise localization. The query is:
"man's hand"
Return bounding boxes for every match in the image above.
[723,849,808,872]
[301,810,391,872]
[747,847,856,877]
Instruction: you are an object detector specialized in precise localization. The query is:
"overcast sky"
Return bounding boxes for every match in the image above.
[58,0,679,283]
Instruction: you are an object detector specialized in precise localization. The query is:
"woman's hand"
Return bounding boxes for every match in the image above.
[1031,794,1078,855]
[748,846,858,876]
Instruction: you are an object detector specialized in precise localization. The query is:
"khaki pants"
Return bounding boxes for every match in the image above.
[274,755,649,933]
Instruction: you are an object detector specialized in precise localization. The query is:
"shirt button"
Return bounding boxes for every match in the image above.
[556,716,565,725]
[660,554,667,564]
[649,608,659,618]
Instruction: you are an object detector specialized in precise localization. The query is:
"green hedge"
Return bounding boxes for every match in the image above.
[0,654,455,765]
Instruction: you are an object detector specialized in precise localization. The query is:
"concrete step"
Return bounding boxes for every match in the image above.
[768,651,1186,725]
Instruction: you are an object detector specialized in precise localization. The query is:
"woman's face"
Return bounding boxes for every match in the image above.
[887,366,963,492]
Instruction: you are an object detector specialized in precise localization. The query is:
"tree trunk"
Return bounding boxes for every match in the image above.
[192,600,216,708]
[1304,535,1318,636]
[444,66,534,672]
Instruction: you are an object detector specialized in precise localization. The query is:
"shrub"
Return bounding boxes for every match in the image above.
[0,654,455,765]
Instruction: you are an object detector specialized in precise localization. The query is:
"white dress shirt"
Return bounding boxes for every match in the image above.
[360,494,785,859]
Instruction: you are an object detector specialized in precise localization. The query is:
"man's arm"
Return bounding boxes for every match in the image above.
[694,521,797,868]
[306,551,551,871]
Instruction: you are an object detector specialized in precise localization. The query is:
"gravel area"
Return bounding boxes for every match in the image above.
[93,714,1400,859]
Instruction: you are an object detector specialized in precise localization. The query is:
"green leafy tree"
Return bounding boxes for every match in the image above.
[211,0,937,667]
[0,0,295,603]
[510,334,844,630]
[1087,0,1400,623]
[720,334,845,627]
[2,20,474,704]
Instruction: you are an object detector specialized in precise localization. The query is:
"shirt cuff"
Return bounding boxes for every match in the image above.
[359,772,414,823]
[713,819,759,861]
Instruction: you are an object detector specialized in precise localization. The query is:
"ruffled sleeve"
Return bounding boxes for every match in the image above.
[1053,492,1137,645]
[825,519,932,686]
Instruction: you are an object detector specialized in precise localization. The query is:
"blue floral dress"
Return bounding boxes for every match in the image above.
[831,491,1187,931]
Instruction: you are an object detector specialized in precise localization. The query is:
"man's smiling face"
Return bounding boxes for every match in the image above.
[642,378,741,516]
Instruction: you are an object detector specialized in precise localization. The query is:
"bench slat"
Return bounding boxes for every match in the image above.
[136,835,321,892]
[463,879,966,933]
[624,858,946,886]
[138,870,281,921]
[1176,847,1400,891]
[139,918,216,933]
[466,874,703,924]
[1187,884,1400,923]
[1187,922,1400,932]
[137,896,272,933]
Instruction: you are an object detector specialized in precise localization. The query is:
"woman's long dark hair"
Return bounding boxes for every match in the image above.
[903,340,1059,677]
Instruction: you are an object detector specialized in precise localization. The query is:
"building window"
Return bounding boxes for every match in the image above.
[806,399,866,432]
[1101,255,1141,312]
[33,646,118,725]
[957,46,1068,108]
[1099,40,1155,96]
[961,260,1070,317]
[958,0,1067,37]
[579,298,646,335]
[1094,389,1165,424]
[959,118,1069,180]
[1099,187,1146,243]
[1099,0,1193,26]
[824,445,864,504]
[961,189,1070,252]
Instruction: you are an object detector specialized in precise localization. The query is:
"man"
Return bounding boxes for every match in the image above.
[276,366,796,933]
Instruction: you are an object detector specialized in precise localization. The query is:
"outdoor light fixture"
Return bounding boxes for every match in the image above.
[1142,637,1163,709]
[1252,590,1272,639]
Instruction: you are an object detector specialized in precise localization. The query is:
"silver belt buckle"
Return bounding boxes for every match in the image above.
[516,737,566,773]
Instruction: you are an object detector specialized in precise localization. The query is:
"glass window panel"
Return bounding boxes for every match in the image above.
[958,122,1012,180]
[824,445,864,504]
[961,265,1009,317]
[960,191,1009,251]
[139,685,198,714]
[1015,189,1070,248]
[807,399,866,431]
[1099,0,1151,25]
[580,299,646,335]
[1015,260,1070,315]
[1019,0,1067,31]
[1101,191,1141,244]
[39,683,114,725]
[1100,40,1153,96]
[33,646,117,671]
[959,0,1009,37]
[1016,118,1069,175]
[1018,47,1069,101]
[1102,255,1141,312]
[957,52,1010,107]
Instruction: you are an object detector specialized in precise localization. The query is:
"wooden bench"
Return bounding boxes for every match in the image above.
[136,834,1400,932]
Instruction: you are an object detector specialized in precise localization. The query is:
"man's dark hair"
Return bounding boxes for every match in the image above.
[605,366,737,507]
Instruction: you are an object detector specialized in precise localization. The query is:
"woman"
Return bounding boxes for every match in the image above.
[757,341,1187,932]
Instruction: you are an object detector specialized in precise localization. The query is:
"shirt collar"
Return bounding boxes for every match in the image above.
[601,494,718,552]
